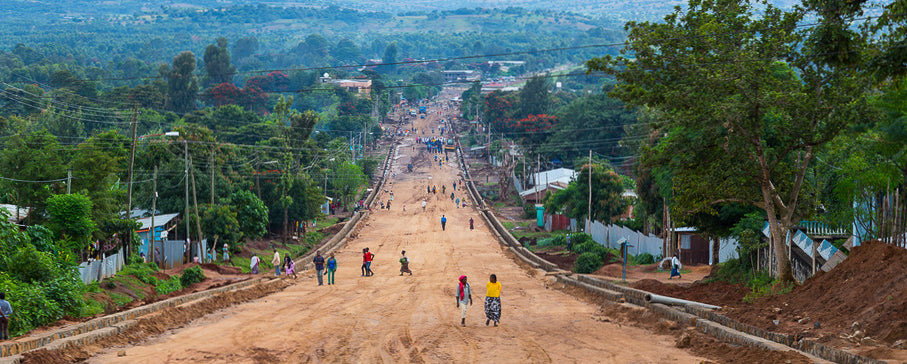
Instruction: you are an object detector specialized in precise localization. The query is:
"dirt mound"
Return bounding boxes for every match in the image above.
[741,241,907,344]
[632,279,749,307]
[593,262,624,277]
[534,251,577,271]
[517,236,536,246]
[199,263,243,275]
[318,222,345,235]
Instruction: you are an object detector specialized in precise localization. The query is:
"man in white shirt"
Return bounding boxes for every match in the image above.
[669,254,682,279]
[272,249,281,276]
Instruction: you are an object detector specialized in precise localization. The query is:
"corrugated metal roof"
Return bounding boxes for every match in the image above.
[135,213,180,230]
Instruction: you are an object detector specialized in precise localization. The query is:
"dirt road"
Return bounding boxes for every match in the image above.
[88,95,707,363]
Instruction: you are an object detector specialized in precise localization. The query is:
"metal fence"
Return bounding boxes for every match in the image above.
[77,247,125,284]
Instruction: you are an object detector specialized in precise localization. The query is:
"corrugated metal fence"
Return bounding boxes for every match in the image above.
[77,248,125,284]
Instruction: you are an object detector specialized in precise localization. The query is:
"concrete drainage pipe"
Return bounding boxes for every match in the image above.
[644,293,722,310]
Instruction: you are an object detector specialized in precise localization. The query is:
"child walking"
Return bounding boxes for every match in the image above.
[399,251,413,276]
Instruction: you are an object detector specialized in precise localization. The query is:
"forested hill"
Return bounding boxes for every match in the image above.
[0,3,624,87]
[0,0,803,22]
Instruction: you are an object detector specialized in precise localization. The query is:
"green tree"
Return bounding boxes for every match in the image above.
[232,36,259,61]
[544,163,626,222]
[588,0,872,283]
[46,193,97,253]
[166,51,199,114]
[70,131,130,222]
[519,75,551,117]
[201,204,241,250]
[0,130,65,223]
[204,37,235,86]
[381,42,398,73]
[540,93,635,160]
[334,161,366,211]
[228,190,268,242]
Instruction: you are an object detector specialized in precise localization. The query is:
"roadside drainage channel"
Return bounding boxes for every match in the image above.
[0,278,287,364]
[295,141,397,271]
[454,143,879,364]
[0,142,402,361]
[0,277,268,359]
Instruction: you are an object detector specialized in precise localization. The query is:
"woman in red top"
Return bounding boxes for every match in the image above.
[361,248,375,277]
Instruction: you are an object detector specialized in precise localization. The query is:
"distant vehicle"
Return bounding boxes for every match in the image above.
[419,106,427,114]
[444,138,456,152]
[421,114,425,119]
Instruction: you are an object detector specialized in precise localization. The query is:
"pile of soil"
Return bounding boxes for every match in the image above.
[20,280,292,364]
[730,241,907,344]
[199,263,243,275]
[318,222,345,235]
[534,250,578,271]
[632,279,749,307]
[518,236,536,246]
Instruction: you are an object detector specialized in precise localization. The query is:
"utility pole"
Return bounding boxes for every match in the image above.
[256,159,261,200]
[588,150,592,231]
[535,154,540,204]
[190,156,204,261]
[151,166,157,268]
[126,102,138,217]
[66,168,72,194]
[210,147,215,205]
[184,140,190,264]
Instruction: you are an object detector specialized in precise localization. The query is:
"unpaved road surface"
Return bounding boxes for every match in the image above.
[89,95,708,363]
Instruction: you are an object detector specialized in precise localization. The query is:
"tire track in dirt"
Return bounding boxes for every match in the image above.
[85,94,711,364]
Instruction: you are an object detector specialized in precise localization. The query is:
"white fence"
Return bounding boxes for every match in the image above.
[585,220,664,257]
[77,247,125,284]
[584,219,740,264]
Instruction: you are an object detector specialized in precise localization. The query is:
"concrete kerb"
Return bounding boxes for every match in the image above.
[452,143,875,363]
[0,277,266,358]
[574,274,882,364]
[0,144,400,360]
[294,143,396,270]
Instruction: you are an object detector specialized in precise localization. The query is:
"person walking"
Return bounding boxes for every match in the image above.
[313,251,325,285]
[222,244,231,265]
[362,248,375,276]
[326,253,337,285]
[285,255,298,279]
[422,200,427,211]
[669,254,682,279]
[469,217,474,230]
[250,254,260,274]
[456,275,473,327]
[0,292,11,340]
[441,215,447,231]
[399,251,413,276]
[456,197,460,208]
[485,274,502,326]
[272,249,281,276]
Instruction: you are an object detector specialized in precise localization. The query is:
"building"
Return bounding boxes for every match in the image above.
[670,227,741,266]
[520,182,568,203]
[135,213,180,257]
[0,204,29,225]
[443,70,482,83]
[318,73,372,97]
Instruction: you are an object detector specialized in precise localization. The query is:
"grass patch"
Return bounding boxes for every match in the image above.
[108,292,132,306]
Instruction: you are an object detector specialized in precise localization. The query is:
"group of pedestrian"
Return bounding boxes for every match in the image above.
[455,274,501,327]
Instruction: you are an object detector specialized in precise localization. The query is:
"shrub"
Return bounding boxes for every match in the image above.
[180,266,206,287]
[156,276,182,295]
[574,252,604,274]
[120,263,158,285]
[523,203,536,219]
[6,244,60,284]
[632,252,656,265]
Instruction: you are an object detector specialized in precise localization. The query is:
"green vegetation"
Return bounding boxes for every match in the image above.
[574,252,604,274]
[180,266,206,287]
